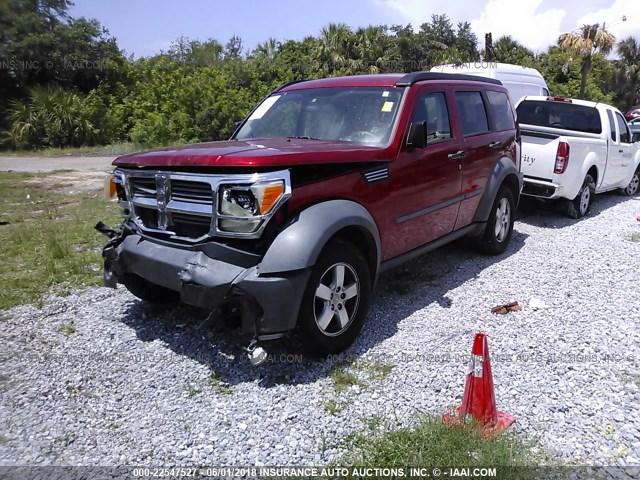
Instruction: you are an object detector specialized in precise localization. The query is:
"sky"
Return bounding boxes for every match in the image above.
[69,0,640,58]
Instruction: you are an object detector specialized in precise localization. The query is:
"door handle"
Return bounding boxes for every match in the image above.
[619,150,624,153]
[448,150,466,160]
[489,141,503,149]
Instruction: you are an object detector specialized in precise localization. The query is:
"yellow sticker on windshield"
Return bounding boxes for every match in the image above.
[381,101,394,112]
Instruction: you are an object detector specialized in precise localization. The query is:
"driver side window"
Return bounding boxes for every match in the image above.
[412,92,452,144]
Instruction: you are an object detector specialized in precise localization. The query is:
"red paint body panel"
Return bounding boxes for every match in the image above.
[113,74,518,264]
[455,129,516,229]
[388,83,462,257]
[113,138,391,169]
[287,171,391,256]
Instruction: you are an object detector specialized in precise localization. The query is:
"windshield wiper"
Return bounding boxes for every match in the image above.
[286,136,323,140]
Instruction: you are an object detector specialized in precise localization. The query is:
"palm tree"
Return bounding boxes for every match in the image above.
[315,23,356,73]
[617,36,640,71]
[493,36,534,64]
[558,23,615,99]
[610,37,640,111]
[355,26,388,73]
[255,37,279,59]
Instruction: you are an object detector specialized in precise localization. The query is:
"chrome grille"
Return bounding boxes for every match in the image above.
[130,177,157,197]
[171,180,213,204]
[128,174,214,239]
[116,168,292,241]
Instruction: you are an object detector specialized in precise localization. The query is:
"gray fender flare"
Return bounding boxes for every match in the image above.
[473,156,523,224]
[259,200,382,275]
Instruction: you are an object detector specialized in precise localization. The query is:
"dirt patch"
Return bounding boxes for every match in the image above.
[24,171,107,195]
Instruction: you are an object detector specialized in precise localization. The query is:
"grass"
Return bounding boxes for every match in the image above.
[324,399,347,415]
[330,364,367,393]
[0,171,120,310]
[59,323,76,335]
[342,415,546,479]
[209,373,232,395]
[626,232,640,243]
[2,142,146,157]
[185,383,201,397]
[355,359,394,381]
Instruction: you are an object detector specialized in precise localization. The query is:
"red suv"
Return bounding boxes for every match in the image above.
[101,73,522,357]
[626,107,640,121]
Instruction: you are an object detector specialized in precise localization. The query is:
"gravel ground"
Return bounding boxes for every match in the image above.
[1,192,640,467]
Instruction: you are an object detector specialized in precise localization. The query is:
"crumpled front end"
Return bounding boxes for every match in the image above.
[102,230,310,340]
[101,166,310,339]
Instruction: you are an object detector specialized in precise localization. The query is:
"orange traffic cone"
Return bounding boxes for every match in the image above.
[443,332,515,436]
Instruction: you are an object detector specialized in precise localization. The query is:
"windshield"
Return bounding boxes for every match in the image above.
[516,100,602,134]
[235,87,404,147]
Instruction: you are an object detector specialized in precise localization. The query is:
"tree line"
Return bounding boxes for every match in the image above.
[1,0,639,150]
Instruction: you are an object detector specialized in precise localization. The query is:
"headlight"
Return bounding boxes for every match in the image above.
[218,180,285,233]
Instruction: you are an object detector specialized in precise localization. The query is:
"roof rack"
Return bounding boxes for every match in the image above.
[396,72,502,87]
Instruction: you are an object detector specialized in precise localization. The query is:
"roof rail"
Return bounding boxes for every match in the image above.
[396,72,502,87]
[272,79,308,93]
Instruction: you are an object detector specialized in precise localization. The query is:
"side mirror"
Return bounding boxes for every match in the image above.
[407,121,428,149]
[632,132,640,143]
[233,119,243,130]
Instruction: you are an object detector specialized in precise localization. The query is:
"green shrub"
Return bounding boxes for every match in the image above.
[4,87,98,149]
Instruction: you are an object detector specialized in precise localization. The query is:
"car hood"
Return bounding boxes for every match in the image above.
[113,138,391,169]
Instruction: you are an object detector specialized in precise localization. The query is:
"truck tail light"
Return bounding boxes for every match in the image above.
[554,141,570,174]
[547,97,572,103]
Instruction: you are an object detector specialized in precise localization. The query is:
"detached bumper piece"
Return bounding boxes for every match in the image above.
[103,234,310,338]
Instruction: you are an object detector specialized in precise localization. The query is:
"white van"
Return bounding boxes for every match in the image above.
[430,62,549,104]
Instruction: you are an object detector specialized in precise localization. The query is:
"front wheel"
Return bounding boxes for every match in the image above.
[620,169,640,196]
[566,174,595,219]
[296,240,372,357]
[473,186,515,255]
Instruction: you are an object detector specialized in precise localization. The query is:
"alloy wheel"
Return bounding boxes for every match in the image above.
[313,262,360,336]
[494,198,511,243]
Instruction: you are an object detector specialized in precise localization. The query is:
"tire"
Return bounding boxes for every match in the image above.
[620,169,640,196]
[120,273,180,304]
[473,186,515,255]
[566,174,595,219]
[296,240,372,357]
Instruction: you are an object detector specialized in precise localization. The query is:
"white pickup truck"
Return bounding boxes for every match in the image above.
[515,96,640,218]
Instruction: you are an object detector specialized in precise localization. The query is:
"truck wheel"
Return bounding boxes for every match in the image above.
[567,174,595,219]
[474,186,515,255]
[120,274,180,304]
[620,169,640,196]
[296,240,371,357]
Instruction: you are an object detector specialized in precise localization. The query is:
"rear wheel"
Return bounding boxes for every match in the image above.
[620,169,640,196]
[473,186,515,255]
[296,240,371,357]
[566,174,595,219]
[120,274,180,304]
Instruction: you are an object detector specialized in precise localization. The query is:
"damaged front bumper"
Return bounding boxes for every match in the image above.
[102,231,310,340]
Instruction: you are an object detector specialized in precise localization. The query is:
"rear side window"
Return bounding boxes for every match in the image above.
[454,91,489,136]
[486,91,515,131]
[516,100,602,134]
[606,110,617,142]
[412,92,452,144]
[615,112,631,143]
